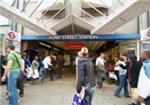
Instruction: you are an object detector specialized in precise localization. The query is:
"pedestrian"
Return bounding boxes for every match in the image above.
[39,54,52,84]
[31,55,40,85]
[56,55,64,79]
[0,51,7,85]
[138,50,150,105]
[107,62,115,85]
[114,58,120,85]
[24,53,32,80]
[1,45,21,105]
[128,55,142,105]
[95,52,106,88]
[76,47,96,105]
[16,53,26,97]
[75,51,82,84]
[114,56,130,98]
[50,55,57,81]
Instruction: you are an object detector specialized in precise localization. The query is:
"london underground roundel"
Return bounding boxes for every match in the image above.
[8,32,16,39]
[147,29,150,37]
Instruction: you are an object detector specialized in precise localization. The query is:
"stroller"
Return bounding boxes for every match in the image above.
[107,63,117,85]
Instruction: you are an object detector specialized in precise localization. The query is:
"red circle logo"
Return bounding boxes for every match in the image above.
[8,32,16,39]
[147,29,150,37]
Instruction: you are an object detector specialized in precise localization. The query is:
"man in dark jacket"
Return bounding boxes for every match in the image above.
[76,47,96,105]
[0,51,7,85]
[128,56,142,105]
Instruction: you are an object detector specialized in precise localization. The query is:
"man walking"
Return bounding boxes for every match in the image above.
[1,45,21,105]
[138,50,150,105]
[40,54,52,83]
[95,53,106,88]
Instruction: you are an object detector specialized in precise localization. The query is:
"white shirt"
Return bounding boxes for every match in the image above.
[117,60,127,75]
[114,61,120,71]
[75,57,80,66]
[21,59,25,72]
[42,56,52,69]
[138,66,150,99]
[95,57,105,71]
[95,57,105,66]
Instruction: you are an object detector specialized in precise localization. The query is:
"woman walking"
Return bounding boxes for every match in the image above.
[31,55,40,85]
[76,47,96,105]
[114,56,130,98]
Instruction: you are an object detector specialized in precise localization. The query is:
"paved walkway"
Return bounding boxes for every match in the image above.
[1,77,130,105]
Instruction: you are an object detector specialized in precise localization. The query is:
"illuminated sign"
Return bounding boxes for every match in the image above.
[65,43,85,50]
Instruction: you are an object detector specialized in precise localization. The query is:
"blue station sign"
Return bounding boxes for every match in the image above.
[21,34,140,41]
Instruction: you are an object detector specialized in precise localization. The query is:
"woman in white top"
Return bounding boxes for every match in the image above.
[114,56,130,98]
[114,58,120,85]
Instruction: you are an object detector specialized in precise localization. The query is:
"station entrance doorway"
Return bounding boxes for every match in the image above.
[21,34,140,83]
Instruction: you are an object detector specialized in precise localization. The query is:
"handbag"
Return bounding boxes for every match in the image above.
[32,69,39,79]
[72,87,85,105]
[72,94,85,105]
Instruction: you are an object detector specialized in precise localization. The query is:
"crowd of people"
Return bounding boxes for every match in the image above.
[75,47,150,105]
[0,45,150,105]
[0,45,65,105]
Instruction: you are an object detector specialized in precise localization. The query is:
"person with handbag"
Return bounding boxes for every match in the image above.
[1,45,21,105]
[31,55,40,85]
[75,47,96,105]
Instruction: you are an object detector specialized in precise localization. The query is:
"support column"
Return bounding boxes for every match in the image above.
[137,40,141,61]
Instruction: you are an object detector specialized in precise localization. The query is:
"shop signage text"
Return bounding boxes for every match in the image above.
[22,34,140,41]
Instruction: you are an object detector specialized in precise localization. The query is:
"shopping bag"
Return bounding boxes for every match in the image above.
[26,67,33,79]
[72,94,85,105]
[109,72,117,80]
[72,87,85,105]
[32,69,39,79]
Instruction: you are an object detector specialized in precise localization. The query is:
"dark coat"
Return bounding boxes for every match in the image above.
[130,60,143,88]
[76,57,96,95]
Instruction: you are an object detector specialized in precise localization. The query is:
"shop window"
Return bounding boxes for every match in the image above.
[142,43,150,50]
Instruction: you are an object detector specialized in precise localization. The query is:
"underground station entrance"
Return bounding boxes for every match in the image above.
[2,34,141,105]
[21,34,140,82]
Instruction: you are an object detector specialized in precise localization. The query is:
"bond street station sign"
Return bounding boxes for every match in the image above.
[21,34,140,41]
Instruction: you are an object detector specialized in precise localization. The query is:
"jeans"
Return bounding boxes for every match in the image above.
[39,68,46,83]
[39,67,53,83]
[8,71,20,105]
[145,96,150,105]
[114,75,129,97]
[97,70,105,88]
[84,86,96,105]
[48,69,54,81]
[17,71,24,96]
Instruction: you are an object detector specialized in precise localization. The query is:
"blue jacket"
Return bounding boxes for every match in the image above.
[143,59,150,79]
